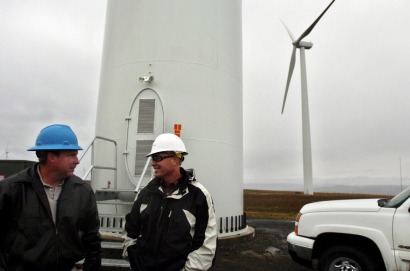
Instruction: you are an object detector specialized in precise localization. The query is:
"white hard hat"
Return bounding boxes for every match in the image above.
[146,133,188,157]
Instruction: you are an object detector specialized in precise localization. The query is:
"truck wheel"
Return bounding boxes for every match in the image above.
[319,246,381,271]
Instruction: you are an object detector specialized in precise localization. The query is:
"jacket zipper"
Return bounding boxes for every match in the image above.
[54,221,60,270]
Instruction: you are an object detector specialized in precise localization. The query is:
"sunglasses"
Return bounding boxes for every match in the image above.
[151,155,176,163]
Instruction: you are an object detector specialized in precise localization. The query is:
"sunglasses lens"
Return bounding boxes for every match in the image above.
[152,155,175,162]
[152,156,161,162]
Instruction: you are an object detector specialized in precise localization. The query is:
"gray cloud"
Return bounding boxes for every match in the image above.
[1,0,409,191]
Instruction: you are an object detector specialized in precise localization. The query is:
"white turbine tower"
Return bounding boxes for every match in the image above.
[281,0,336,195]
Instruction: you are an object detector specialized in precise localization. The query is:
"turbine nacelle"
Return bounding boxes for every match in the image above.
[294,41,313,49]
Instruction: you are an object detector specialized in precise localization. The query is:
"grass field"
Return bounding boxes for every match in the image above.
[244,189,393,220]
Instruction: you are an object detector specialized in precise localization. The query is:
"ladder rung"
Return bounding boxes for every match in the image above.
[102,241,123,249]
[100,227,124,233]
[101,258,130,267]
[76,258,130,268]
[97,200,133,205]
[96,189,136,193]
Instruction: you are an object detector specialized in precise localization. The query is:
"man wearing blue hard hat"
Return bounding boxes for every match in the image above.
[0,124,101,271]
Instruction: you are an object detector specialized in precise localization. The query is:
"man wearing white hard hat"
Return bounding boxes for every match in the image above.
[124,133,217,271]
[0,124,101,271]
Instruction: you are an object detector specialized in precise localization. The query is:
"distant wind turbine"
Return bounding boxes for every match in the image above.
[281,0,336,195]
[1,144,10,160]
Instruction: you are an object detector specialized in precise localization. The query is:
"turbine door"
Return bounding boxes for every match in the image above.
[126,89,164,186]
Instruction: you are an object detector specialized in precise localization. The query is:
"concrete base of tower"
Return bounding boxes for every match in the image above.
[218,226,255,244]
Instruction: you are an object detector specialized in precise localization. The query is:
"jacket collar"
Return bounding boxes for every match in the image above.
[147,167,195,196]
[14,163,81,223]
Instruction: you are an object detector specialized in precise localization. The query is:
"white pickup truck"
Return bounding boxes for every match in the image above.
[287,186,410,271]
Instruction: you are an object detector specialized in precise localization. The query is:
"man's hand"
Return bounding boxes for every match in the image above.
[122,236,137,260]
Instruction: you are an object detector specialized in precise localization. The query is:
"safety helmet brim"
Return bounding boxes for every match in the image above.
[27,144,83,151]
[146,150,188,157]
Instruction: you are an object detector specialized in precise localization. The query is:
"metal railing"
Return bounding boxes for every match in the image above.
[79,136,118,188]
[99,213,126,232]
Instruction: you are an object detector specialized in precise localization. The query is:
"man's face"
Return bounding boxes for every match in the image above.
[151,152,178,180]
[50,150,79,178]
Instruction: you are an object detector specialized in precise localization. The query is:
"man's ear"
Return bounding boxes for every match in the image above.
[47,152,57,163]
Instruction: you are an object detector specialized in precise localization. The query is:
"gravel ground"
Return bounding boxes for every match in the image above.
[210,218,310,271]
[101,218,311,271]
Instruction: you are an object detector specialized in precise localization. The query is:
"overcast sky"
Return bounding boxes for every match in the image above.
[1,1,409,190]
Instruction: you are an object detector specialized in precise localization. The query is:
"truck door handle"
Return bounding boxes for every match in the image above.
[399,245,410,249]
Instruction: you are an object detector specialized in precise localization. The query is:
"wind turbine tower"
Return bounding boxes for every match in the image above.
[91,0,245,238]
[4,144,9,160]
[281,0,336,195]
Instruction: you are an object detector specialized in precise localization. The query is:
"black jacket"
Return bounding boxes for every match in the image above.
[125,168,217,271]
[0,164,101,271]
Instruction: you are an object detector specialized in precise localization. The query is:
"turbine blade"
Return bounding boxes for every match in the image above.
[295,0,336,44]
[282,46,297,114]
[280,19,295,42]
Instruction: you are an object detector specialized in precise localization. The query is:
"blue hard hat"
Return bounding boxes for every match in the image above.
[27,124,83,151]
